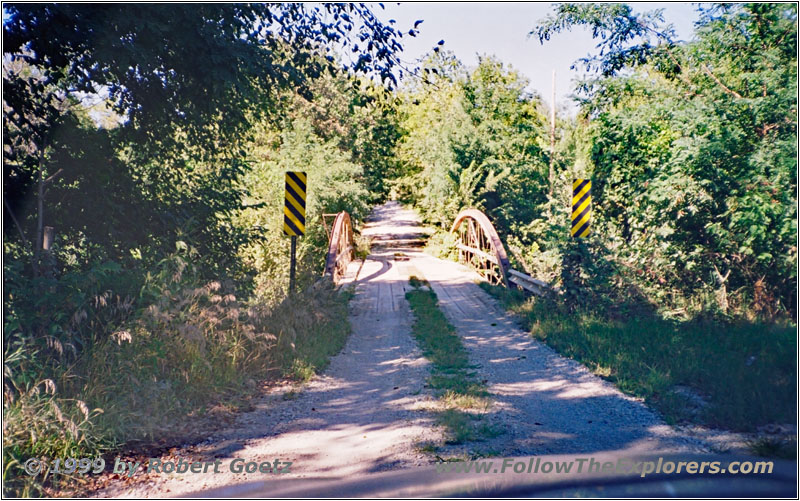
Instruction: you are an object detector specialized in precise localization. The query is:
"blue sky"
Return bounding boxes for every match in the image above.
[375,2,701,112]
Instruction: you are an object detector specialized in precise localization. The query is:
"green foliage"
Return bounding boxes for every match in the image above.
[395,53,549,234]
[3,4,411,155]
[533,3,678,77]
[236,117,371,301]
[424,230,459,261]
[3,3,411,280]
[522,3,798,319]
[289,72,404,201]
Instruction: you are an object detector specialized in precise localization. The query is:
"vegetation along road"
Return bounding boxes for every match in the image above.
[3,2,795,497]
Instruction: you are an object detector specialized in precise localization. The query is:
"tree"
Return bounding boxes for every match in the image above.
[534,3,797,317]
[3,3,415,275]
[395,53,549,236]
[532,3,679,77]
[3,4,411,151]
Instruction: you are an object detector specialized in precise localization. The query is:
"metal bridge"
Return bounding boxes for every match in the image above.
[323,207,549,296]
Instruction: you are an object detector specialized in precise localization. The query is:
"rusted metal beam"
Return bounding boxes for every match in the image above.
[321,213,340,240]
[335,245,354,265]
[451,208,511,286]
[324,211,354,282]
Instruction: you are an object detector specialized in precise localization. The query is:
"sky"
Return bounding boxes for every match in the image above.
[2,3,702,119]
[374,2,701,113]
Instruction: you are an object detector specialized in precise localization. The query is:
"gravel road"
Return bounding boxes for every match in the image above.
[413,251,709,456]
[97,201,709,498]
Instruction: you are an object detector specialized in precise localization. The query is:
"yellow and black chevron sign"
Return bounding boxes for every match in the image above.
[571,178,591,238]
[284,171,306,236]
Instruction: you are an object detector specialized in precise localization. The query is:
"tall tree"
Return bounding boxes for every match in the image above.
[3,3,414,274]
[534,3,797,316]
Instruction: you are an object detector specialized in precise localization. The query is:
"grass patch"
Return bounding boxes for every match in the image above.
[479,282,797,435]
[747,437,797,460]
[406,278,499,445]
[436,409,503,445]
[441,390,491,411]
[415,441,441,454]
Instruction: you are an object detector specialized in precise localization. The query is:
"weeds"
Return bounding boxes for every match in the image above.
[424,231,459,261]
[479,282,797,435]
[3,250,353,496]
[406,278,499,445]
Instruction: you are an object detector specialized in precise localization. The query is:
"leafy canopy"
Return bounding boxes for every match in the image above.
[3,4,413,153]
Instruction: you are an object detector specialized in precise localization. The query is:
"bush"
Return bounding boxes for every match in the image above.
[3,242,353,496]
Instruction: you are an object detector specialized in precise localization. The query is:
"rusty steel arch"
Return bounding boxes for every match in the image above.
[450,208,511,286]
[323,211,355,282]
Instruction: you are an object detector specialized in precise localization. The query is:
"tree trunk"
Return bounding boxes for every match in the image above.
[42,226,56,279]
[33,141,47,276]
[713,264,731,314]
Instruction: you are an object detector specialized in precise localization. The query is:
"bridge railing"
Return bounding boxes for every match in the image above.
[451,209,511,286]
[451,208,550,296]
[323,211,355,282]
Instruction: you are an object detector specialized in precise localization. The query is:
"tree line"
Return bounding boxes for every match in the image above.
[395,3,796,320]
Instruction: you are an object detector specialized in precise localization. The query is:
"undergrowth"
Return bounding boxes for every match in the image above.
[3,247,353,497]
[479,282,797,434]
[424,230,459,261]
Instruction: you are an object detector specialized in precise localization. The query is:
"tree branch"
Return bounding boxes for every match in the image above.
[3,197,30,249]
[44,168,63,184]
[702,65,743,99]
[713,263,731,285]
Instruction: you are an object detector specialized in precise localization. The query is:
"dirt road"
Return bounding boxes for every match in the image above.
[99,201,706,497]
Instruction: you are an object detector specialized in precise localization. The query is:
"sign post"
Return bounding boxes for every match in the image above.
[284,171,307,294]
[289,235,297,294]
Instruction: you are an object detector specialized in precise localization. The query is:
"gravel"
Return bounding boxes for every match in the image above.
[96,202,716,498]
[414,251,712,457]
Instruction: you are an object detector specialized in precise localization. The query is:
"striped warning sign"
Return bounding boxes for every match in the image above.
[571,178,591,238]
[284,171,306,236]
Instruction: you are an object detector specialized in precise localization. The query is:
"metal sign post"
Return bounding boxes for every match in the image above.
[284,171,307,294]
[289,235,297,294]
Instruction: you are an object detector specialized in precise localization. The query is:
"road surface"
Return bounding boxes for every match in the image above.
[98,201,706,497]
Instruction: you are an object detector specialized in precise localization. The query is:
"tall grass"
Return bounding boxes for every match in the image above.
[479,283,797,433]
[3,249,352,497]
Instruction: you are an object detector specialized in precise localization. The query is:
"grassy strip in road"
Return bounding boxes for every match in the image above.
[406,277,500,445]
[478,282,796,456]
